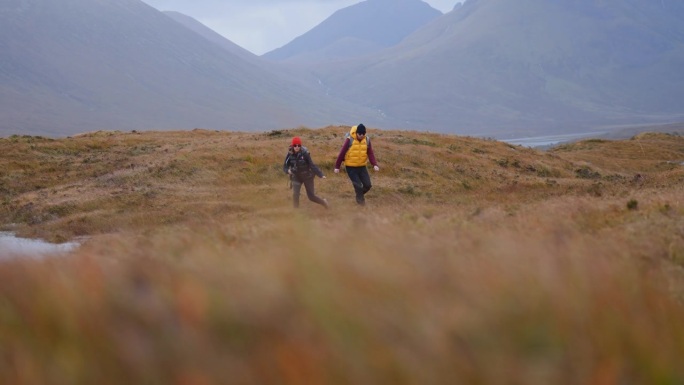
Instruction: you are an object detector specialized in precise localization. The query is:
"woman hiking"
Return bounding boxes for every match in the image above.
[283,136,329,209]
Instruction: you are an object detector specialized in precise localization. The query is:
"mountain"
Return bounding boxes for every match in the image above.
[262,0,442,63]
[6,0,684,139]
[309,0,684,136]
[161,10,325,93]
[163,11,256,63]
[0,0,383,137]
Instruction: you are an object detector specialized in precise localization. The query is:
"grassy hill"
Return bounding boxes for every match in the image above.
[1,127,684,384]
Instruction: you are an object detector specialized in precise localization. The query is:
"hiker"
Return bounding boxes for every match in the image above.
[283,136,329,209]
[334,124,380,206]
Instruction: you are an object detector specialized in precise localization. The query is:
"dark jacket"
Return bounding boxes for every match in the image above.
[283,146,324,181]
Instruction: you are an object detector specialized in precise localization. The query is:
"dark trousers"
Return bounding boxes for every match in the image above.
[346,166,372,205]
[292,176,326,208]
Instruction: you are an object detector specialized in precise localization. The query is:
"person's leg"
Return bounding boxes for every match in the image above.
[359,167,372,195]
[303,177,328,208]
[292,180,302,208]
[346,167,366,205]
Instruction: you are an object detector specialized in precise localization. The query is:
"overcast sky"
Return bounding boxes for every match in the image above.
[141,0,459,55]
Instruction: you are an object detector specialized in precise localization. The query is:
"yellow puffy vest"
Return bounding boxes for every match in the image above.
[344,125,369,167]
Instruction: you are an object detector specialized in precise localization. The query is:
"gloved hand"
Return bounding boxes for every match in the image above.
[373,165,380,172]
[334,168,340,174]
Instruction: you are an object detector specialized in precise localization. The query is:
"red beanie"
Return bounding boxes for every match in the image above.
[292,136,302,146]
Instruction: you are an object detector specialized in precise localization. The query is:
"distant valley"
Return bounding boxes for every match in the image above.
[2,0,684,137]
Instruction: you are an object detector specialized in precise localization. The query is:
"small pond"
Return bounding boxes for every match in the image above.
[0,232,80,260]
[501,132,606,147]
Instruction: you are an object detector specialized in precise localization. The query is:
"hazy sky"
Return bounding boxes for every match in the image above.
[141,0,459,55]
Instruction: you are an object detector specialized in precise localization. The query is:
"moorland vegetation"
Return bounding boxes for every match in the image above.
[1,126,684,384]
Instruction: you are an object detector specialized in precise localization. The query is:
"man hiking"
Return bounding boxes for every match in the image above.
[334,124,380,206]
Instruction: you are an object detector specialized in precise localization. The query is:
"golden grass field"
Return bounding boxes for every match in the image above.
[1,126,684,384]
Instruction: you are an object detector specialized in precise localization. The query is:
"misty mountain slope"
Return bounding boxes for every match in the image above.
[163,11,257,62]
[263,0,441,63]
[312,0,684,136]
[0,0,384,136]
[161,10,336,96]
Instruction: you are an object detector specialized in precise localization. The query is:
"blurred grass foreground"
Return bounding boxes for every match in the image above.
[2,127,684,384]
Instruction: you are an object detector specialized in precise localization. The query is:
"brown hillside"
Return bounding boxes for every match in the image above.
[1,127,684,384]
[4,127,682,241]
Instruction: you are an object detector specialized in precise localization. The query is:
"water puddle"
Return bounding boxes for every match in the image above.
[0,232,80,260]
[501,132,605,147]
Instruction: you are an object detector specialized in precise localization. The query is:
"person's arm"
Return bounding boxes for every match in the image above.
[304,151,324,178]
[283,153,291,174]
[367,141,378,167]
[334,139,351,169]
